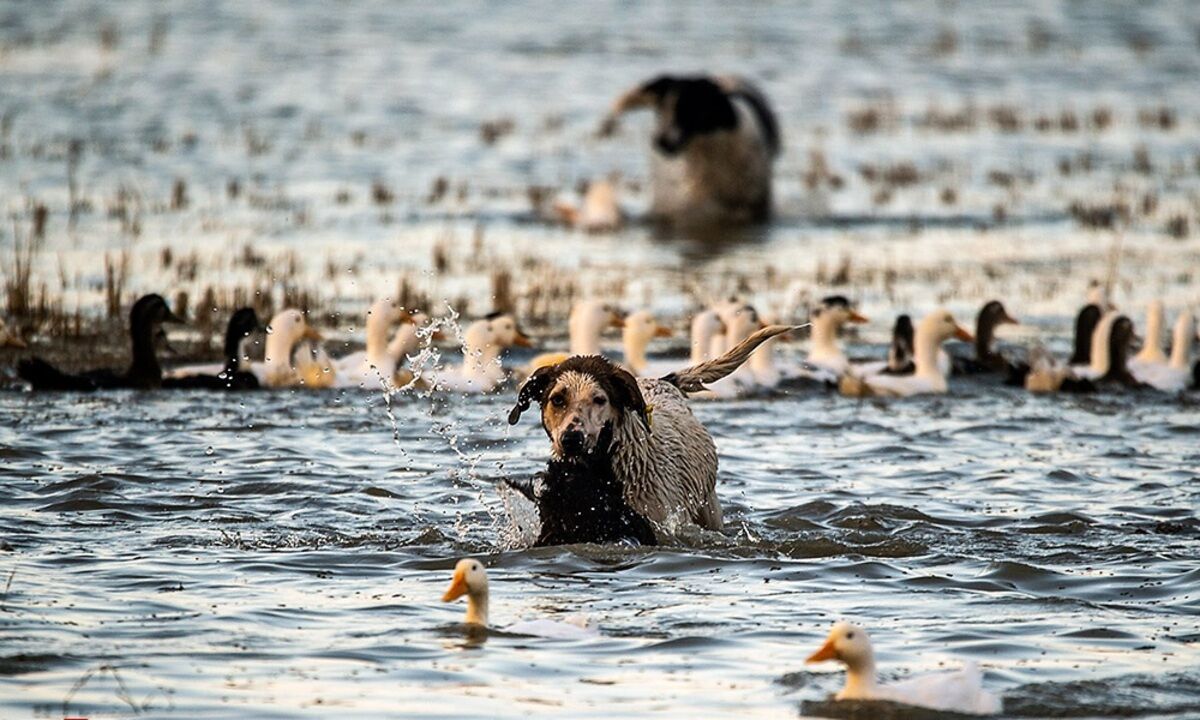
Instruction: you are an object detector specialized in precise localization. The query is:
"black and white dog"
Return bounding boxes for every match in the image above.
[601,74,781,226]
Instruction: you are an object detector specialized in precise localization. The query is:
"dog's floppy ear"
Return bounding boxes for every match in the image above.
[605,365,650,433]
[508,364,559,425]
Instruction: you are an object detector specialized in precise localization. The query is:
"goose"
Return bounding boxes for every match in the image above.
[795,296,868,384]
[17,294,184,391]
[806,622,1001,716]
[951,300,1019,375]
[441,559,596,639]
[329,299,422,388]
[526,300,623,373]
[838,310,971,397]
[1131,310,1194,392]
[163,308,263,390]
[1129,300,1167,370]
[426,313,532,393]
[294,340,337,388]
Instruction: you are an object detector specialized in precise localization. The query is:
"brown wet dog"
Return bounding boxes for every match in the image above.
[509,325,794,534]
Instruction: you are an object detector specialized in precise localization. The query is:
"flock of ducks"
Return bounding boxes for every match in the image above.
[441,559,1001,715]
[12,289,1200,397]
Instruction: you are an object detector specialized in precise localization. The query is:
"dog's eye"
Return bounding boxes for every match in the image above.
[593,396,607,406]
[550,394,566,408]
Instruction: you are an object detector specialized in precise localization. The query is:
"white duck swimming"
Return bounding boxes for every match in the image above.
[620,309,674,376]
[798,296,868,383]
[428,313,531,393]
[525,300,623,373]
[839,310,971,397]
[701,303,763,398]
[330,299,427,388]
[252,309,324,388]
[806,622,1001,715]
[1132,309,1195,392]
[441,559,596,639]
[689,309,726,365]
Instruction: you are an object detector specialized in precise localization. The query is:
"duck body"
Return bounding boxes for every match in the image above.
[427,313,531,394]
[807,622,1001,716]
[327,298,417,389]
[163,308,262,391]
[1131,310,1193,392]
[442,559,598,639]
[18,294,183,391]
[839,310,971,398]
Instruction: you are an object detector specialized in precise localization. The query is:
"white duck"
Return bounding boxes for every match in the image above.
[554,178,623,233]
[806,622,1001,716]
[1129,300,1167,370]
[689,309,726,365]
[694,303,767,398]
[427,313,531,393]
[799,296,868,383]
[620,309,674,376]
[441,559,596,639]
[249,309,323,388]
[1132,309,1195,392]
[838,310,971,397]
[330,299,426,388]
[525,300,623,373]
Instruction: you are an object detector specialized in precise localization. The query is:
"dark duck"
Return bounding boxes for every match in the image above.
[951,300,1019,375]
[163,308,263,390]
[505,423,657,547]
[18,294,183,391]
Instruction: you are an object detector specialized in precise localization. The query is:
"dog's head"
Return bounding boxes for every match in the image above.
[509,356,649,459]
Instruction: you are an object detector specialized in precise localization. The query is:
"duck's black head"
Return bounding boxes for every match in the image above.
[638,76,739,156]
[1069,304,1103,365]
[130,294,184,329]
[126,294,183,387]
[976,300,1017,357]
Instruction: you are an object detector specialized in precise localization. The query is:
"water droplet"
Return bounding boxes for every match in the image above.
[205,446,214,455]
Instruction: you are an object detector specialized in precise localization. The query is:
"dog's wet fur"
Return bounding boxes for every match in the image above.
[506,355,657,546]
[505,423,657,547]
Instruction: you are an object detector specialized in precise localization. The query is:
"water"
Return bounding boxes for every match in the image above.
[3,1,1200,718]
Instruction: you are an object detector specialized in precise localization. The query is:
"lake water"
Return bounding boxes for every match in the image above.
[2,1,1200,718]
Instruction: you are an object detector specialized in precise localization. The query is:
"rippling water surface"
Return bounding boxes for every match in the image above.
[3,1,1200,718]
[3,381,1199,718]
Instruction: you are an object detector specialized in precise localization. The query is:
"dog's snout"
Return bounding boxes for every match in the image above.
[561,429,586,455]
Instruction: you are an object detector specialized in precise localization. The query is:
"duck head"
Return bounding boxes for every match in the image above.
[975,300,1018,358]
[442,558,489,627]
[127,294,185,385]
[485,312,532,349]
